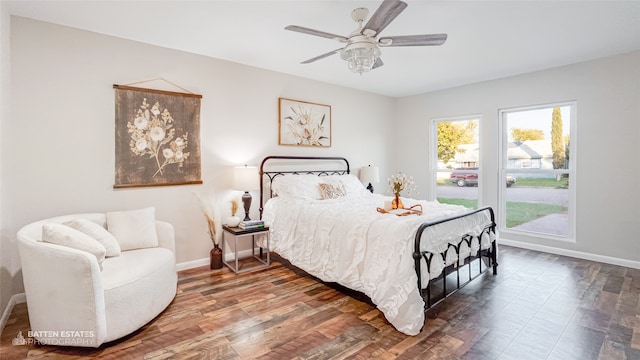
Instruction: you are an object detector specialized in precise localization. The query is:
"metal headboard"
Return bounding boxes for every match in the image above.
[259,156,350,218]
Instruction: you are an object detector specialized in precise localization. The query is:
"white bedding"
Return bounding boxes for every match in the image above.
[262,193,494,336]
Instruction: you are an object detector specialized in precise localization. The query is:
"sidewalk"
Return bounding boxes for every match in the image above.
[511,213,569,237]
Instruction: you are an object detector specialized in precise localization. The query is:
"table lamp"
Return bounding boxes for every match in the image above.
[233,165,259,221]
[360,165,380,193]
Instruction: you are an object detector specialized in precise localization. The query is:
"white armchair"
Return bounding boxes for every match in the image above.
[17,211,177,347]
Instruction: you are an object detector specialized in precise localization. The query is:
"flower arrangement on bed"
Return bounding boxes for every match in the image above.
[259,156,497,336]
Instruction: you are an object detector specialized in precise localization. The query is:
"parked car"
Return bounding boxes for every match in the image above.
[450,168,517,187]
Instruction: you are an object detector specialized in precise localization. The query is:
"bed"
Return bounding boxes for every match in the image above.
[259,156,497,336]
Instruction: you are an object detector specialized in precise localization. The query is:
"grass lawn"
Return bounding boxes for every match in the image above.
[437,198,478,208]
[437,198,567,228]
[504,202,566,227]
[513,177,569,188]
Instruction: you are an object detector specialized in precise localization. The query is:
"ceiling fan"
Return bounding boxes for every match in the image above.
[285,0,447,74]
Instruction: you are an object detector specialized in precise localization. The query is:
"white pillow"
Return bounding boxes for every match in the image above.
[106,207,159,251]
[64,218,121,257]
[271,174,321,199]
[322,174,369,197]
[42,223,106,265]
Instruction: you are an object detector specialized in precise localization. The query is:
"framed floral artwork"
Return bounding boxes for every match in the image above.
[113,85,203,188]
[278,98,331,147]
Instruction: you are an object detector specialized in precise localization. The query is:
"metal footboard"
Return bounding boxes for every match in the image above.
[413,206,498,309]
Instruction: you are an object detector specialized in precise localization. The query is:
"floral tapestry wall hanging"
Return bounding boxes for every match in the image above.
[113,85,203,188]
[279,98,331,147]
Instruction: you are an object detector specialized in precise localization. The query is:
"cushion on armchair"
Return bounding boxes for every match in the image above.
[106,207,159,251]
[42,223,107,265]
[64,218,121,257]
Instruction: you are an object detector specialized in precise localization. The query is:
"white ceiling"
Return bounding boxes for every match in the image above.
[6,0,640,98]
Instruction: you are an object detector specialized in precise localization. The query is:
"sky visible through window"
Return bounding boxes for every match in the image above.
[506,106,570,141]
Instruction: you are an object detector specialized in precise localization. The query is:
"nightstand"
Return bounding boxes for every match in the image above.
[221,225,270,274]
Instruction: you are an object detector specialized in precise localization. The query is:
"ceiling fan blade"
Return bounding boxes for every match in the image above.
[379,34,448,47]
[363,0,408,36]
[300,48,343,64]
[285,25,348,42]
[372,57,384,69]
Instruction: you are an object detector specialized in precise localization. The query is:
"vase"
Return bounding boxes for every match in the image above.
[226,216,240,227]
[210,244,223,269]
[392,193,404,209]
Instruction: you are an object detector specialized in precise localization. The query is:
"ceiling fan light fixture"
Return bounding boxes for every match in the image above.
[285,0,447,74]
[341,42,381,74]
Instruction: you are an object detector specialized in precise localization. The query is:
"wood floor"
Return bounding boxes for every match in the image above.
[1,245,639,359]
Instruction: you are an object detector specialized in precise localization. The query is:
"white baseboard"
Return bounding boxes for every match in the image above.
[176,257,209,271]
[0,293,26,337]
[176,248,266,272]
[499,238,640,270]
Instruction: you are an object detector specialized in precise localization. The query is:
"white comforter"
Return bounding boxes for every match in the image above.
[262,193,494,336]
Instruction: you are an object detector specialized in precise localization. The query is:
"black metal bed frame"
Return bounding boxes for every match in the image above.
[259,155,351,215]
[414,206,498,309]
[259,155,498,313]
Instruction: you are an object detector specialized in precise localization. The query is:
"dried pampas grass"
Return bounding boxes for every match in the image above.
[195,193,219,245]
[230,199,239,217]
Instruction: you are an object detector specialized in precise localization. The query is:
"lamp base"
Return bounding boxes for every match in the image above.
[366,183,374,193]
[242,191,252,221]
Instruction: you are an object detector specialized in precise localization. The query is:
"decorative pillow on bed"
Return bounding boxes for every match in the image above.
[42,223,107,266]
[322,174,369,197]
[271,174,321,199]
[106,207,159,251]
[64,218,121,257]
[318,182,347,199]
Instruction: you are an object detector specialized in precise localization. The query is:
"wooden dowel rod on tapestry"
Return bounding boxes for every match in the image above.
[113,84,202,99]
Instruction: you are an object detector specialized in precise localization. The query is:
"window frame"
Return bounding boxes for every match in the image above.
[430,114,483,206]
[498,101,577,242]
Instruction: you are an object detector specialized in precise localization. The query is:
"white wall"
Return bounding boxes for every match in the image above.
[396,51,640,264]
[0,17,396,310]
[0,1,12,319]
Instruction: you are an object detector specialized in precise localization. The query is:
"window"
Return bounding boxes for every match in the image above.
[499,102,576,240]
[432,116,481,209]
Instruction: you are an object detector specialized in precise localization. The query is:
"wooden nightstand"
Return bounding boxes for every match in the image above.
[221,225,270,274]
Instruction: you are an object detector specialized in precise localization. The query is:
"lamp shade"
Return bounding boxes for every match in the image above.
[360,165,380,184]
[233,165,259,191]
